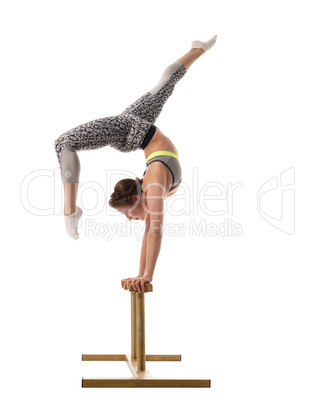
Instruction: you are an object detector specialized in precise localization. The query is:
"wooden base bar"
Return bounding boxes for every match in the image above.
[82,283,211,388]
[82,353,210,387]
[82,354,182,362]
[82,354,210,387]
[82,378,210,388]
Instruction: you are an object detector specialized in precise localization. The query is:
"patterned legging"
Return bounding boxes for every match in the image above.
[54,60,187,183]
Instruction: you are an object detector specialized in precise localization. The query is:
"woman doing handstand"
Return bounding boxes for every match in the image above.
[54,35,217,291]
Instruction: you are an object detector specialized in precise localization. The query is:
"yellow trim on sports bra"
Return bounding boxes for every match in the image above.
[146,150,179,163]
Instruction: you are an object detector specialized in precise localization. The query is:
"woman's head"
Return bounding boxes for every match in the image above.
[108,177,147,221]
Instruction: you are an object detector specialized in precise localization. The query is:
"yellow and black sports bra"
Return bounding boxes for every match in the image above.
[143,150,182,192]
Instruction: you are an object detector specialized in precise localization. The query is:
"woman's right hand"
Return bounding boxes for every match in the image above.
[121,276,141,290]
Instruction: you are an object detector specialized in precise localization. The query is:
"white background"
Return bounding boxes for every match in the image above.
[1,0,313,400]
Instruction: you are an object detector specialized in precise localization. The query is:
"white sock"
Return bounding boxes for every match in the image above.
[191,35,217,52]
[64,206,83,240]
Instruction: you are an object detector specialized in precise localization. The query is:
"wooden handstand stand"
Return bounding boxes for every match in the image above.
[82,283,211,388]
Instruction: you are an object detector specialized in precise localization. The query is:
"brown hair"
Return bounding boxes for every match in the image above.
[108,177,143,209]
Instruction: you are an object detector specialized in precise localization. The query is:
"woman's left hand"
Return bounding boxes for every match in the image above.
[128,275,152,293]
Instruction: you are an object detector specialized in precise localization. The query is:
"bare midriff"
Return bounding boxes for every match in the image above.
[143,128,179,159]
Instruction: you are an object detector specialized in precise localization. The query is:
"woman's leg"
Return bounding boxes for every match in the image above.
[54,113,143,237]
[63,182,82,240]
[60,147,82,239]
[55,139,83,239]
[59,146,81,215]
[121,60,186,124]
[63,182,79,215]
[177,48,205,71]
[121,37,216,125]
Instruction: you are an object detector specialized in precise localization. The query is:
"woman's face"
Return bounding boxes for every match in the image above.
[115,195,147,221]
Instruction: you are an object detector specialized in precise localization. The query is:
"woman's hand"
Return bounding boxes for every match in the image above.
[121,276,140,290]
[121,275,152,292]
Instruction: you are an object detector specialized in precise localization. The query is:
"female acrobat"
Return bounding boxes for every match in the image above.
[54,35,217,291]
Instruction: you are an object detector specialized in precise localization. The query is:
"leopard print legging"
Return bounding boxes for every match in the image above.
[54,60,187,183]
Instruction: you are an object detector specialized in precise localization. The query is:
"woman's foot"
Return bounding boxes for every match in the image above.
[64,206,83,240]
[191,35,217,52]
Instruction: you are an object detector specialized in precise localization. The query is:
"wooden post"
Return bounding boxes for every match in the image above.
[136,292,145,371]
[131,292,137,360]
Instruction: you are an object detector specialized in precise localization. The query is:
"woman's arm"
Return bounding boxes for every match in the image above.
[138,213,150,276]
[125,185,164,292]
[145,232,162,280]
[144,184,165,281]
